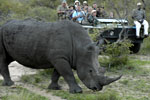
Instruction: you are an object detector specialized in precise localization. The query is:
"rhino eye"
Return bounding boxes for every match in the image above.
[89,69,93,73]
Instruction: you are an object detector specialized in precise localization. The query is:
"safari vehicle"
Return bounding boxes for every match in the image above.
[82,19,147,53]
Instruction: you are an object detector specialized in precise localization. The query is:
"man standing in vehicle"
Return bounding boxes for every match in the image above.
[99,6,108,18]
[72,5,85,24]
[87,10,98,26]
[132,2,149,38]
[57,0,68,21]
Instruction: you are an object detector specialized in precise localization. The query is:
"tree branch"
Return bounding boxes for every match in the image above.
[141,0,146,10]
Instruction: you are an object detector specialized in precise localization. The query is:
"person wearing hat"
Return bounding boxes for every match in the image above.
[72,5,85,23]
[85,6,93,22]
[83,1,88,6]
[74,0,80,10]
[98,6,108,18]
[67,5,75,20]
[57,0,68,21]
[82,1,88,13]
[82,1,88,16]
[87,10,98,26]
[132,2,149,38]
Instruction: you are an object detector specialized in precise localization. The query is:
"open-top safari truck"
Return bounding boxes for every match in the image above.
[82,18,147,53]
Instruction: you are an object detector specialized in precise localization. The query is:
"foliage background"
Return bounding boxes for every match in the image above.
[0,0,150,23]
[0,0,150,58]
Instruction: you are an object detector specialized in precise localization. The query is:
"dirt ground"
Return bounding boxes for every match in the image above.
[0,61,37,81]
[0,61,66,100]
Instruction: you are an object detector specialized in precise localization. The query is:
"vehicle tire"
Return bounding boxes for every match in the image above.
[130,43,141,53]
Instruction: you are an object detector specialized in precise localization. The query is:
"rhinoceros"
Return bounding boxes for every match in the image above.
[0,19,121,93]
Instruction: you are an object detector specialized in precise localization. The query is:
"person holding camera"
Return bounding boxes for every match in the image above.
[72,5,85,23]
[132,2,149,38]
[57,0,68,21]
[87,10,98,26]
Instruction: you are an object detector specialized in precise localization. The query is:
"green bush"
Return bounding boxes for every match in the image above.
[0,0,58,25]
[88,28,132,68]
[0,0,30,25]
[0,0,29,15]
[12,2,30,16]
[29,0,60,9]
[0,6,57,26]
[88,29,100,41]
[0,0,13,15]
[100,40,133,68]
[27,6,57,22]
[139,37,150,55]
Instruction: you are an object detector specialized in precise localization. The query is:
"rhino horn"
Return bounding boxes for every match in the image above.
[101,75,122,86]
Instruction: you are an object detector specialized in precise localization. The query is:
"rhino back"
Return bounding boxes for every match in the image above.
[1,19,74,68]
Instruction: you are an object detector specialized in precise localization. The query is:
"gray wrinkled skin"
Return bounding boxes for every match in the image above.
[0,19,121,93]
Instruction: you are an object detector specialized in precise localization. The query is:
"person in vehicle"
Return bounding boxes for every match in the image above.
[74,0,80,10]
[96,6,101,17]
[57,0,68,21]
[82,1,88,8]
[87,6,93,17]
[82,3,88,16]
[87,10,98,26]
[83,6,93,23]
[132,2,149,38]
[99,6,108,18]
[72,5,85,23]
[92,3,97,10]
[109,11,115,19]
[67,5,75,20]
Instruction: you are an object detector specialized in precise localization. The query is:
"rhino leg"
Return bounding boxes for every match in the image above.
[0,58,14,86]
[48,69,61,90]
[52,59,82,93]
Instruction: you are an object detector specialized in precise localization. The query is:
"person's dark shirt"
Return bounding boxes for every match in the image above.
[88,14,98,25]
[132,8,145,21]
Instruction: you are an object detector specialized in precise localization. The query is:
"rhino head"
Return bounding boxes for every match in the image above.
[76,43,122,91]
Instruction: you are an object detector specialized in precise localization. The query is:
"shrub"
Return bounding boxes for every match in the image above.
[0,0,30,25]
[12,2,30,16]
[100,40,133,68]
[0,0,13,15]
[139,37,150,55]
[5,6,57,22]
[0,0,58,25]
[29,0,60,9]
[0,0,29,15]
[88,29,100,42]
[27,6,57,22]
